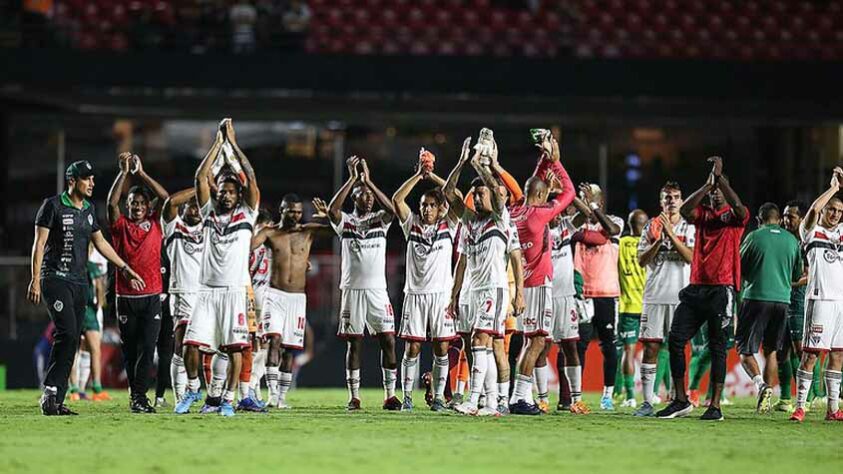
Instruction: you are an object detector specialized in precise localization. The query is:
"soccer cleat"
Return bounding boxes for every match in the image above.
[476,406,502,417]
[633,402,655,417]
[275,400,291,410]
[236,397,268,413]
[773,400,794,413]
[497,397,511,415]
[655,400,693,419]
[347,398,362,411]
[756,384,773,414]
[621,398,637,408]
[453,402,479,416]
[401,396,414,412]
[200,402,220,414]
[77,392,90,401]
[478,393,486,409]
[174,390,202,414]
[700,405,724,421]
[689,390,701,408]
[57,404,79,416]
[570,401,591,415]
[421,371,434,407]
[154,397,169,409]
[824,410,843,421]
[91,391,111,402]
[69,393,81,402]
[40,391,60,416]
[652,395,662,405]
[430,399,448,412]
[510,400,542,416]
[600,395,615,411]
[790,407,806,422]
[537,400,550,414]
[219,400,236,417]
[130,396,156,414]
[267,395,279,408]
[447,392,464,409]
[557,401,572,412]
[383,396,402,411]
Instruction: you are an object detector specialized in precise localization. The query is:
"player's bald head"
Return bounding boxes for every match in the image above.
[525,176,548,197]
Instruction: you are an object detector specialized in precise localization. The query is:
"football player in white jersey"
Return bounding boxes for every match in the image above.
[327,156,400,411]
[392,159,459,412]
[791,167,843,422]
[161,187,205,403]
[251,194,331,409]
[634,182,695,417]
[444,138,526,416]
[176,119,260,417]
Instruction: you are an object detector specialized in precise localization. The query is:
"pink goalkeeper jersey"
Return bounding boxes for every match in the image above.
[574,216,626,298]
[509,157,574,288]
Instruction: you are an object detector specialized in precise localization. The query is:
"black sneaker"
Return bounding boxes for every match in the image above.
[510,399,542,416]
[130,396,157,414]
[40,391,60,416]
[57,404,78,416]
[655,399,693,419]
[700,405,724,421]
[557,400,572,412]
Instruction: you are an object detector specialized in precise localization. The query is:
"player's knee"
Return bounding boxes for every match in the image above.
[406,342,422,357]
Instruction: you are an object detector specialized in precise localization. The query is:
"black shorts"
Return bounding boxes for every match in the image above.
[735,300,788,355]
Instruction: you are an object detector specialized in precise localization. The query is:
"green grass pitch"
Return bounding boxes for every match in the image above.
[1,389,840,474]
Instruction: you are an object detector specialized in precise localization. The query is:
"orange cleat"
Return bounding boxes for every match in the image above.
[69,393,81,402]
[824,410,843,421]
[689,390,700,408]
[790,407,805,422]
[537,400,549,414]
[91,391,112,402]
[570,400,591,415]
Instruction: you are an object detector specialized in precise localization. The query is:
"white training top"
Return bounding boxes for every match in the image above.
[249,245,272,291]
[800,222,843,301]
[458,209,517,291]
[331,210,392,290]
[637,218,696,305]
[550,217,578,298]
[199,201,257,288]
[162,215,205,293]
[400,214,456,294]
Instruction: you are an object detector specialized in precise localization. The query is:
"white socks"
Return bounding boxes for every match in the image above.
[238,382,250,401]
[210,353,228,398]
[603,385,614,398]
[187,376,200,393]
[346,369,361,401]
[511,374,533,404]
[383,367,397,399]
[752,374,765,392]
[77,351,91,391]
[250,347,267,396]
[565,366,582,402]
[279,371,293,404]
[171,355,187,401]
[468,346,488,406]
[401,355,419,398]
[796,368,812,409]
[535,365,549,402]
[266,366,280,399]
[498,380,510,401]
[826,370,842,413]
[484,349,498,404]
[641,363,657,404]
[432,355,449,400]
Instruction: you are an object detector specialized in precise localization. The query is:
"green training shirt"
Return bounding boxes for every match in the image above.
[739,224,802,304]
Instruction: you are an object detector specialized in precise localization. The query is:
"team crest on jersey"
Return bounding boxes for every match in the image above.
[823,249,840,263]
[139,221,151,232]
[238,313,246,326]
[719,211,733,223]
[87,215,93,226]
[53,300,63,312]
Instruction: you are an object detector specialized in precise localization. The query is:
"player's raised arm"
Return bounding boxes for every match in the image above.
[472,141,506,213]
[443,137,473,219]
[578,183,621,236]
[680,161,719,223]
[392,165,425,224]
[250,225,271,251]
[163,188,196,224]
[130,154,169,213]
[224,120,260,210]
[107,153,133,225]
[327,156,360,226]
[802,167,843,232]
[195,129,225,208]
[358,159,395,223]
[708,157,747,221]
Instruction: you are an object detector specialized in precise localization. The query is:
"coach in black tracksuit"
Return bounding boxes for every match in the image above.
[28,160,145,416]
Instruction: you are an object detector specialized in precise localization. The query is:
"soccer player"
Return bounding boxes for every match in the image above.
[327,156,400,411]
[245,209,273,406]
[616,209,648,408]
[107,153,170,413]
[391,156,460,412]
[29,159,145,415]
[790,167,843,422]
[251,195,330,409]
[634,182,695,416]
[507,132,574,415]
[161,187,204,403]
[176,119,260,417]
[572,182,624,410]
[656,157,749,421]
[737,202,802,414]
[445,138,526,416]
[70,246,110,402]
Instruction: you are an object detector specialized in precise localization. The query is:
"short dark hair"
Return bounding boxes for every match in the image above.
[281,193,302,207]
[660,181,681,194]
[758,202,780,222]
[470,177,487,190]
[217,173,242,191]
[784,200,806,216]
[127,185,152,201]
[352,182,368,194]
[421,189,444,206]
[257,208,273,225]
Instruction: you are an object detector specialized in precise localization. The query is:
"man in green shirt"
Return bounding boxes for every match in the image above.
[737,202,803,414]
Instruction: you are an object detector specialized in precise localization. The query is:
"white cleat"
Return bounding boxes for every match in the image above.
[276,400,291,410]
[652,395,662,405]
[476,406,501,417]
[454,402,479,416]
[621,399,638,408]
[267,395,279,408]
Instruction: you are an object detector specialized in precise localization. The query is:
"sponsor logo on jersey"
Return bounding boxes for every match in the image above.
[811,324,824,334]
[62,218,74,225]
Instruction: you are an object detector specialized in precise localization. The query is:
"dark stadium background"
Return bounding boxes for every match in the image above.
[1,0,841,391]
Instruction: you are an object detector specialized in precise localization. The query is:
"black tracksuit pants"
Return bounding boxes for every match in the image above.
[117,295,162,399]
[41,277,88,403]
[577,297,618,387]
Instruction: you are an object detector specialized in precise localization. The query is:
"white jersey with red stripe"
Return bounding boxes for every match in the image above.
[800,222,843,301]
[162,215,205,293]
[550,217,577,298]
[400,214,456,294]
[331,210,392,290]
[249,245,272,291]
[199,201,258,287]
[638,217,696,305]
[458,209,517,291]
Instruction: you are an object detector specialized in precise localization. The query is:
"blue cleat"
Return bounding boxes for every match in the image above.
[510,400,542,416]
[601,395,615,411]
[174,390,202,414]
[237,397,268,413]
[200,403,220,414]
[219,401,236,417]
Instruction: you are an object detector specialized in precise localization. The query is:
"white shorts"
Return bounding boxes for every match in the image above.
[469,288,509,337]
[640,303,678,343]
[170,292,198,328]
[261,288,307,350]
[338,288,395,337]
[184,287,250,351]
[399,292,457,342]
[803,300,843,352]
[517,286,552,336]
[551,295,580,342]
[253,284,268,313]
